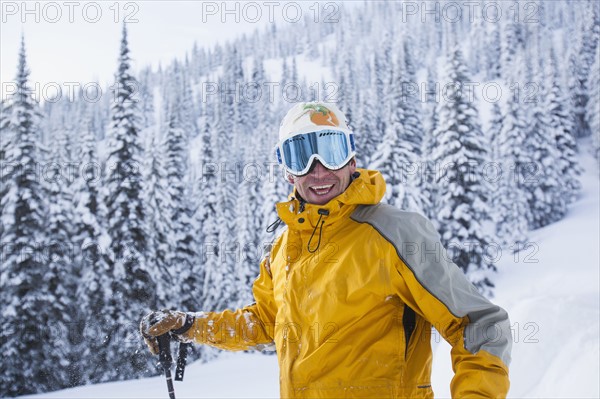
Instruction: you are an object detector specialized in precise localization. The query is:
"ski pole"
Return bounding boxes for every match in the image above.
[157,333,176,399]
[175,342,191,381]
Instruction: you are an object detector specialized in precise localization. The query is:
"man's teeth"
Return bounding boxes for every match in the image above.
[311,185,333,194]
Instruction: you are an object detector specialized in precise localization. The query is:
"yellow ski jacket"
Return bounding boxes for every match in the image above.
[183,169,511,398]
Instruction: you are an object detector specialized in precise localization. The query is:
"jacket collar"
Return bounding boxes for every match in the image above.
[276,169,386,230]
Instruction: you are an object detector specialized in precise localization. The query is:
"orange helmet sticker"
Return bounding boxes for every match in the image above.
[302,104,340,127]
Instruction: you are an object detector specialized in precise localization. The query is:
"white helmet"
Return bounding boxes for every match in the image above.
[278,101,353,141]
[276,102,356,176]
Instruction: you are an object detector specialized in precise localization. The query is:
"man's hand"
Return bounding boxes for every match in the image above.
[140,310,194,355]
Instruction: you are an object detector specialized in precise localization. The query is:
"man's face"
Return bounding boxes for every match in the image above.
[288,159,356,205]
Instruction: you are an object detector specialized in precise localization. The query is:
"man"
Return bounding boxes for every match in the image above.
[141,101,512,398]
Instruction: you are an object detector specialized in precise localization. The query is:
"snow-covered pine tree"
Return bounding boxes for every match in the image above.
[291,56,298,88]
[587,45,600,164]
[160,60,182,127]
[522,54,566,230]
[546,46,582,205]
[207,45,245,311]
[305,24,321,60]
[253,53,278,156]
[373,32,394,136]
[281,57,289,103]
[399,40,426,212]
[190,41,206,80]
[257,57,288,244]
[0,98,8,128]
[0,99,10,240]
[138,67,155,130]
[369,52,407,208]
[200,98,236,311]
[430,45,495,294]
[235,148,262,307]
[374,34,393,135]
[493,159,529,249]
[72,104,106,268]
[468,9,487,74]
[212,42,224,70]
[222,44,244,149]
[71,105,112,386]
[372,52,386,115]
[488,102,503,167]
[102,24,156,380]
[495,50,531,245]
[356,61,379,168]
[234,55,272,295]
[337,47,357,130]
[143,128,173,307]
[0,36,51,397]
[164,61,198,141]
[42,125,81,389]
[420,66,440,220]
[180,71,199,139]
[568,0,599,138]
[485,26,502,81]
[214,167,241,310]
[161,108,198,309]
[193,105,217,311]
[370,44,425,213]
[500,15,526,80]
[489,100,528,249]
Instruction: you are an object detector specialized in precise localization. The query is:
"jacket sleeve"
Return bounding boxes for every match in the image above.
[387,212,512,398]
[182,254,277,351]
[353,206,511,398]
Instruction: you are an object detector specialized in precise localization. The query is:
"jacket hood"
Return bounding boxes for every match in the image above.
[276,169,386,229]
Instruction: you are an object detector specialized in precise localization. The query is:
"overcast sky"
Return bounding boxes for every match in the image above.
[1,1,339,100]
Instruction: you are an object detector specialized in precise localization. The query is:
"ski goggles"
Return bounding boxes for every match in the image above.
[276,129,356,176]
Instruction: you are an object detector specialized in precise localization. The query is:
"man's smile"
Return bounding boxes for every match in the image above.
[310,184,334,196]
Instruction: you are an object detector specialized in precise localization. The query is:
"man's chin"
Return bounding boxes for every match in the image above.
[306,192,336,205]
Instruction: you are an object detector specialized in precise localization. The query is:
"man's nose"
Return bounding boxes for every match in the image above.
[308,160,330,177]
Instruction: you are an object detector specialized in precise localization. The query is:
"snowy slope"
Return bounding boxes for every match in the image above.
[431,147,600,398]
[19,353,279,399]
[19,151,600,398]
